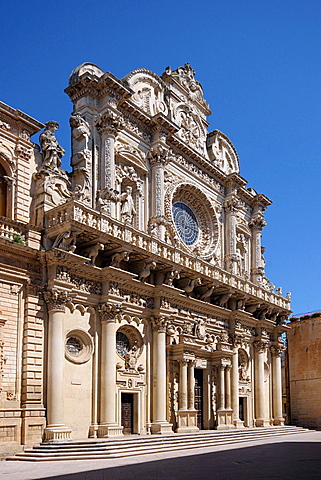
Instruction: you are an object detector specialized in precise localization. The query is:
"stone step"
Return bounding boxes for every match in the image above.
[8,427,310,462]
[29,427,305,452]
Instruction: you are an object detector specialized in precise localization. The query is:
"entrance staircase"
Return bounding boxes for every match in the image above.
[8,426,310,462]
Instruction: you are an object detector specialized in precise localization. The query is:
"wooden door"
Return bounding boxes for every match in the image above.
[121,393,133,435]
[194,369,203,429]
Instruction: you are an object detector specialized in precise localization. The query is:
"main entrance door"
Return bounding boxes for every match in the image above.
[194,369,203,429]
[121,393,133,435]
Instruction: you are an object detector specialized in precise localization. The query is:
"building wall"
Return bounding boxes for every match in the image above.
[288,316,321,429]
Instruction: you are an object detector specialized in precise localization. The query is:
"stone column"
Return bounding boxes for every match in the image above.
[43,290,72,442]
[249,212,267,284]
[231,343,244,427]
[253,341,269,427]
[225,365,232,410]
[179,359,188,410]
[96,110,124,217]
[271,345,285,426]
[147,145,168,241]
[224,192,239,275]
[188,360,195,410]
[218,364,225,410]
[98,303,123,437]
[151,317,173,434]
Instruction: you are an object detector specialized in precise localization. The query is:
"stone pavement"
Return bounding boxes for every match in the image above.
[1,431,321,480]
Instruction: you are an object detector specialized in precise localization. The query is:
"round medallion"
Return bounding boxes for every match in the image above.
[172,202,199,245]
[65,329,93,364]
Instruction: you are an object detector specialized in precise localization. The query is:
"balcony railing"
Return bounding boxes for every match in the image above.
[45,200,291,311]
[0,215,41,249]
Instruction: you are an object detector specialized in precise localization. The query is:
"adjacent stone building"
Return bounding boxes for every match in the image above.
[287,314,321,429]
[0,63,291,454]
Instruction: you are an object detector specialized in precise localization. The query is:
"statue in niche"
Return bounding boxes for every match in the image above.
[120,186,136,224]
[39,121,65,170]
[124,342,139,371]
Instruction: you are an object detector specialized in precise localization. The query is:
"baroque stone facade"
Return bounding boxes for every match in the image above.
[0,64,290,453]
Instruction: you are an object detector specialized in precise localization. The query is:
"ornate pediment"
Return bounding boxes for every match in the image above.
[206,130,240,174]
[123,69,168,117]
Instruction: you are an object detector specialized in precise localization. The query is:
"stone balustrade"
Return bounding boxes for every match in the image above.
[45,200,290,311]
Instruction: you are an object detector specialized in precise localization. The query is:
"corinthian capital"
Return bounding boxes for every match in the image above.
[270,344,284,357]
[224,196,240,214]
[147,144,170,167]
[43,289,71,312]
[151,315,168,332]
[98,303,123,322]
[249,213,267,230]
[95,110,124,136]
[253,340,268,354]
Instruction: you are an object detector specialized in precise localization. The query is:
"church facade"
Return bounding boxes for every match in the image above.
[0,63,290,453]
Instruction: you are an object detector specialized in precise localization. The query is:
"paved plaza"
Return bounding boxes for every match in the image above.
[1,431,321,480]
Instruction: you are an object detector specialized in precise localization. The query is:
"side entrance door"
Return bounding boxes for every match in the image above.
[121,393,133,435]
[194,369,203,429]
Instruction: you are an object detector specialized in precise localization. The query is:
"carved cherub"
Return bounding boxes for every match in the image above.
[52,231,76,252]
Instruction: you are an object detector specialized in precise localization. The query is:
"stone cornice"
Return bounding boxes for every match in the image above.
[0,101,44,133]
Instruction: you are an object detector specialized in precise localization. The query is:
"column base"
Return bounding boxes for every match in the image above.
[176,410,199,433]
[44,426,72,442]
[150,422,174,434]
[216,409,235,430]
[255,418,271,427]
[233,419,245,429]
[97,424,123,437]
[273,417,285,426]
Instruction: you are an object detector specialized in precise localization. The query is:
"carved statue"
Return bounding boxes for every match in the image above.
[80,243,105,265]
[182,277,201,296]
[124,342,139,371]
[39,121,65,170]
[69,113,90,147]
[164,269,180,286]
[110,251,130,268]
[200,284,216,302]
[120,186,136,224]
[138,261,156,282]
[276,287,282,296]
[52,230,76,252]
[217,290,233,307]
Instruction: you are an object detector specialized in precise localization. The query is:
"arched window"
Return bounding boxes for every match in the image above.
[0,164,7,217]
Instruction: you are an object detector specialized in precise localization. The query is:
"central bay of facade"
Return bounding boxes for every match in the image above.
[37,63,290,440]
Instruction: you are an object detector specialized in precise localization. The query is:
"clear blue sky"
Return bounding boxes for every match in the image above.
[1,0,320,315]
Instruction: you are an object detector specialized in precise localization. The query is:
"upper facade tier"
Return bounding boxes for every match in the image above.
[30,63,290,317]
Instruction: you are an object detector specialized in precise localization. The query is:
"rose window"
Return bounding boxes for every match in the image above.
[172,202,199,245]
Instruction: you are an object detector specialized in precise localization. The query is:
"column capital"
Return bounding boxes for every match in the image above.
[95,110,124,136]
[224,196,239,214]
[43,289,71,312]
[253,340,268,354]
[98,303,123,323]
[177,358,189,367]
[270,344,284,357]
[147,144,170,167]
[151,315,168,332]
[249,213,267,230]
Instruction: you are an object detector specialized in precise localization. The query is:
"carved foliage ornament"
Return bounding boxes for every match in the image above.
[98,303,123,322]
[44,289,71,311]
